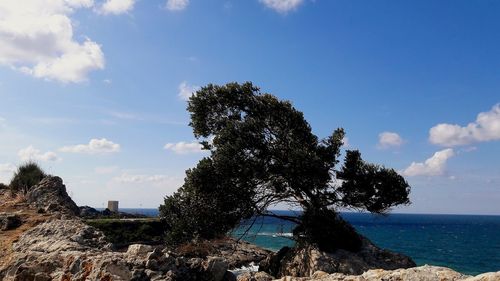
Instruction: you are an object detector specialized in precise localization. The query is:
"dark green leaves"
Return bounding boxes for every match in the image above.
[337,150,411,213]
[160,82,411,251]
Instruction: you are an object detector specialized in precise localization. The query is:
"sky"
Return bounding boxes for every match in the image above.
[0,0,499,214]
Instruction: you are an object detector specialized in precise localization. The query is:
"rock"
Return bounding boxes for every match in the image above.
[131,269,149,281]
[147,248,163,261]
[146,259,159,270]
[311,271,329,279]
[224,271,237,281]
[204,256,229,281]
[209,238,272,269]
[237,271,274,281]
[25,176,80,216]
[127,244,154,257]
[79,205,101,218]
[273,265,474,281]
[259,246,291,277]
[268,236,416,277]
[462,271,500,281]
[33,272,51,281]
[0,213,22,230]
[12,219,108,253]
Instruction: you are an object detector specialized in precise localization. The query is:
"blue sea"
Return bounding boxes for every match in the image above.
[121,209,500,275]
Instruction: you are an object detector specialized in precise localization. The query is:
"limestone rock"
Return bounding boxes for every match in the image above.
[212,238,272,269]
[128,244,154,257]
[462,271,500,281]
[25,176,80,216]
[272,265,474,281]
[12,219,108,253]
[264,236,416,278]
[238,271,274,281]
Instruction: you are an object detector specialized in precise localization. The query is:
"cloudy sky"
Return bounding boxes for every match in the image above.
[0,0,499,214]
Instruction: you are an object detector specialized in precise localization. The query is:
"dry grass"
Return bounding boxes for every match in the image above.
[0,194,52,270]
[176,240,218,258]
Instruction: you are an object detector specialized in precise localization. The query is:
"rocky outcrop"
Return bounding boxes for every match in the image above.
[13,219,110,253]
[25,176,80,216]
[260,236,415,277]
[272,265,500,281]
[0,217,263,281]
[1,175,498,281]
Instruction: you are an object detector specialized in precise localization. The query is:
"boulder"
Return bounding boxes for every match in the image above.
[25,176,80,216]
[237,271,273,281]
[0,213,22,231]
[262,236,415,278]
[127,244,154,257]
[203,256,229,281]
[12,219,108,253]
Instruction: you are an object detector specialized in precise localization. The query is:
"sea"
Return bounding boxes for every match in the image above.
[120,208,500,276]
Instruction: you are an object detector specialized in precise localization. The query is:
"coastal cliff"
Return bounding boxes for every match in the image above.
[1,176,498,281]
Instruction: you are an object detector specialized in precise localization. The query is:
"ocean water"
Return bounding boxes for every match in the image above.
[123,209,500,275]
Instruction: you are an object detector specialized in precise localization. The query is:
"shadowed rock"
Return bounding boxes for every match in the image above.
[0,213,22,231]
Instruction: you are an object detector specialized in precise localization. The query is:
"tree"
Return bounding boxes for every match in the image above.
[9,162,46,195]
[160,82,410,251]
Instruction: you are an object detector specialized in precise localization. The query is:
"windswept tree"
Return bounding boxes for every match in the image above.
[160,82,410,251]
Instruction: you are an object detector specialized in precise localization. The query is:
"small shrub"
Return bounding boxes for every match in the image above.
[9,162,46,194]
[85,219,166,247]
[0,183,8,190]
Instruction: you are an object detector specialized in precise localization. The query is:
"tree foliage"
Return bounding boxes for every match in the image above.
[160,82,410,251]
[9,162,46,194]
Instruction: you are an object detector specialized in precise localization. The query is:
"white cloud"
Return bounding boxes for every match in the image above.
[429,104,500,146]
[98,0,136,15]
[60,138,120,154]
[18,145,61,162]
[164,141,204,154]
[259,0,303,13]
[166,0,189,11]
[177,81,199,101]
[0,163,15,183]
[113,173,178,185]
[402,148,455,177]
[0,0,105,83]
[377,131,404,149]
[0,163,15,174]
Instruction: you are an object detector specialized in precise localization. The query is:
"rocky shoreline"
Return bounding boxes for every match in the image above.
[1,176,499,280]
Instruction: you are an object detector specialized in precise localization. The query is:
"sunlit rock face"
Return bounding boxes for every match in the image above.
[260,236,416,278]
[25,176,80,216]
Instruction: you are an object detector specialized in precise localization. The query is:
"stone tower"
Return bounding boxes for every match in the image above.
[107,200,119,212]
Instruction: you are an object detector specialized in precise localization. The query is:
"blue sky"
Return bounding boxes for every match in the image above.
[0,0,499,214]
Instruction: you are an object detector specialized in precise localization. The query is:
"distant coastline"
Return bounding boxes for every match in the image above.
[100,208,500,217]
